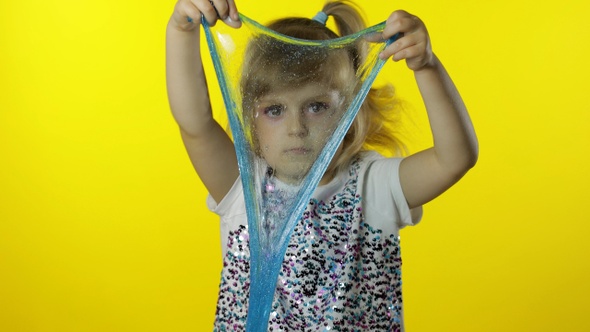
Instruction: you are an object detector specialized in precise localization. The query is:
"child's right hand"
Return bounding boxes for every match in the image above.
[170,0,241,31]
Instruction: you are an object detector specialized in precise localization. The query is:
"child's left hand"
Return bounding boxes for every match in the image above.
[380,10,434,71]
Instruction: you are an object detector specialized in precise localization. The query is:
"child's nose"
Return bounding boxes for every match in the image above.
[287,112,308,137]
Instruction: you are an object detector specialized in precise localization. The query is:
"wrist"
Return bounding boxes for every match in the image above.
[413,53,439,73]
[413,53,438,74]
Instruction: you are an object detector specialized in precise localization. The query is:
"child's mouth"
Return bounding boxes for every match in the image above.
[284,147,311,155]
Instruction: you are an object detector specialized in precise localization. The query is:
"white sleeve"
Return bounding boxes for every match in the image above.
[363,157,423,231]
[206,177,244,216]
[206,177,247,257]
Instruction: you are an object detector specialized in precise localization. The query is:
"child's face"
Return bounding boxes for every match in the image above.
[253,82,345,184]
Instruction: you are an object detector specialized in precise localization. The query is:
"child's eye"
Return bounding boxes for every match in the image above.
[264,105,284,117]
[307,102,330,114]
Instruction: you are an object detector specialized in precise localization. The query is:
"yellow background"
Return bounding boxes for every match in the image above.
[1,0,589,331]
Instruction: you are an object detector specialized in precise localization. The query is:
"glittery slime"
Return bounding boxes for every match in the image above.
[202,14,397,331]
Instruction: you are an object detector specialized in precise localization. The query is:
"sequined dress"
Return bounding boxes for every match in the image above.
[206,152,422,331]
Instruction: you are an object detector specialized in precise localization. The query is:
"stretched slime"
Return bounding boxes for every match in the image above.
[202,14,397,331]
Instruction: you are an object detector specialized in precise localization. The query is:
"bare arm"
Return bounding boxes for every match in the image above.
[380,11,479,209]
[166,0,241,202]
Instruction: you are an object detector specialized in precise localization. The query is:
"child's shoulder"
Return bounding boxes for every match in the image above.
[336,150,404,191]
[357,150,385,162]
[355,150,403,172]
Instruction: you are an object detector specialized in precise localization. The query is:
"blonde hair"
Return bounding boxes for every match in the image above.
[240,0,405,173]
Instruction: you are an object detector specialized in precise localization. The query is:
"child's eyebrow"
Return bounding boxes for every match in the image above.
[302,94,335,104]
[303,90,342,103]
[256,90,337,104]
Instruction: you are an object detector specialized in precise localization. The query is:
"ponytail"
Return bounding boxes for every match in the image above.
[321,1,407,174]
[322,0,367,38]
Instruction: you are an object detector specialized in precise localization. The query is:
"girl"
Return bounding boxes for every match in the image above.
[166,0,478,330]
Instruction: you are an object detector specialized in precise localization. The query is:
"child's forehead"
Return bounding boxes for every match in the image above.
[258,83,342,101]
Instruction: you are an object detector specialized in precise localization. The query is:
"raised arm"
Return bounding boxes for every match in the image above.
[166,0,241,202]
[380,10,479,209]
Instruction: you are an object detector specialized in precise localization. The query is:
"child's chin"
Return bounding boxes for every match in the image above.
[276,166,313,185]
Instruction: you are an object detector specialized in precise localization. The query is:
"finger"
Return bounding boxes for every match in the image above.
[379,33,417,60]
[364,31,385,43]
[393,33,421,54]
[379,45,396,61]
[193,0,218,26]
[392,43,426,62]
[365,28,401,45]
[226,0,240,22]
[222,15,242,29]
[175,1,202,28]
[383,17,415,40]
[221,0,241,29]
[210,0,229,19]
[382,11,418,39]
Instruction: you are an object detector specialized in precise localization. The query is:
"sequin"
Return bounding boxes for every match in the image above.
[214,157,404,331]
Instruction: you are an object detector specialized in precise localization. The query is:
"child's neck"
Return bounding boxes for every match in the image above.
[319,168,337,186]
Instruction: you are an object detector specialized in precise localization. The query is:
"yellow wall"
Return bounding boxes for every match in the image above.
[1,0,589,331]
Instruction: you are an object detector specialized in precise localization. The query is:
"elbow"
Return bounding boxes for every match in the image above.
[465,144,479,170]
[468,136,480,168]
[455,131,479,171]
[446,153,477,185]
[459,124,480,171]
[443,143,479,181]
[456,142,479,178]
